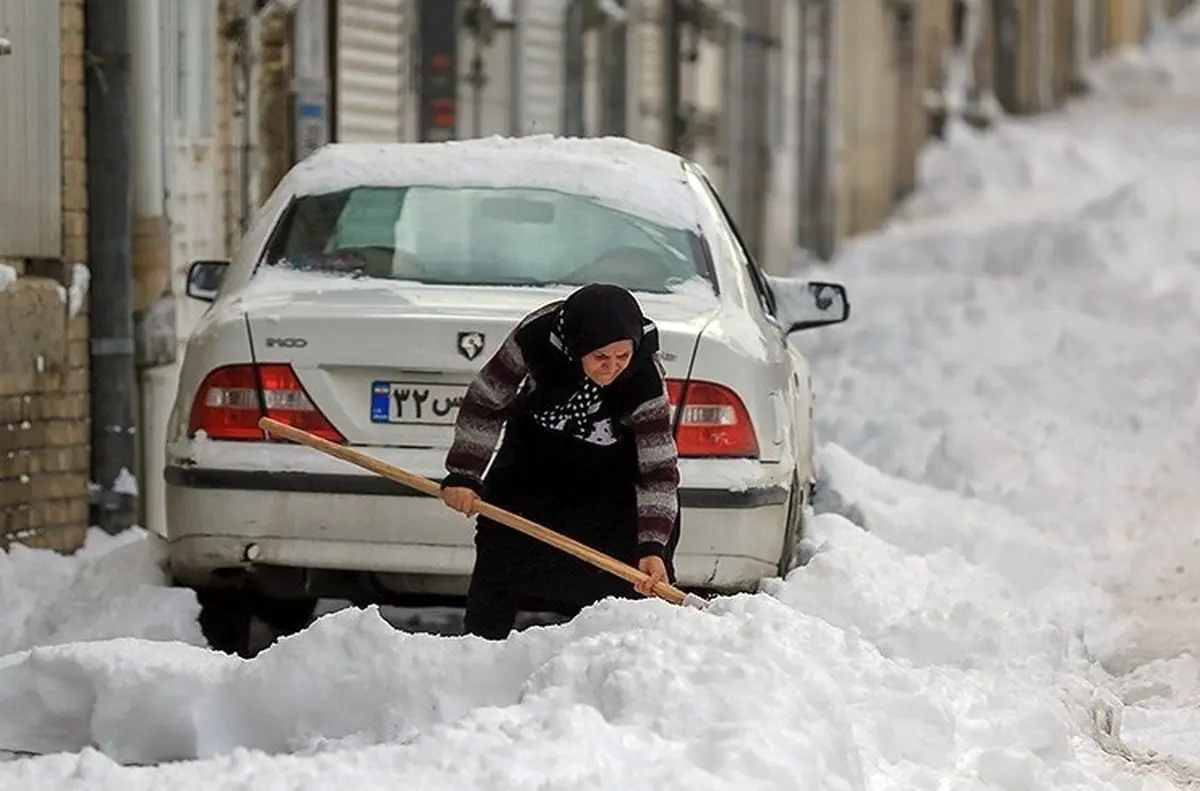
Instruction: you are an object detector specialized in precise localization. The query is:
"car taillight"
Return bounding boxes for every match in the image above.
[666,379,759,458]
[188,363,345,443]
[188,365,262,441]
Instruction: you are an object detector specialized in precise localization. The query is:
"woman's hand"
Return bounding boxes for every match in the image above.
[635,555,669,597]
[442,486,480,517]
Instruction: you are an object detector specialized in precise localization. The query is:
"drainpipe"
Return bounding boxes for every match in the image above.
[130,0,164,238]
[86,0,140,534]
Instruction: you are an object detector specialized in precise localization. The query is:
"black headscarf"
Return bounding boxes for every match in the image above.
[557,283,646,360]
[528,284,657,435]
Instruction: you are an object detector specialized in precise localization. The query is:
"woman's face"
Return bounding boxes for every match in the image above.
[581,339,634,387]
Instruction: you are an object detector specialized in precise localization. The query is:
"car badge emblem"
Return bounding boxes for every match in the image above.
[457,331,486,361]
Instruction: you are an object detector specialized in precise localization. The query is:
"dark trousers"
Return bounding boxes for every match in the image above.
[462,579,521,640]
[461,555,616,640]
[461,518,680,641]
[462,577,531,640]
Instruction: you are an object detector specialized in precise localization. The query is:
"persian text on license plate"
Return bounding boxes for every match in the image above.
[370,381,466,425]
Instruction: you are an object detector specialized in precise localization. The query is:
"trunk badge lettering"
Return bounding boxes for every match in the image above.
[265,337,308,348]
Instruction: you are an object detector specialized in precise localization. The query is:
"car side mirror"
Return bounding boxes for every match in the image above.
[186,259,230,303]
[784,281,850,334]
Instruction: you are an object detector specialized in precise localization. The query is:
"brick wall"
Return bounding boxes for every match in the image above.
[61,0,87,266]
[0,0,90,553]
[0,282,90,551]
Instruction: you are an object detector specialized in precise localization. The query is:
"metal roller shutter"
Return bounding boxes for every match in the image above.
[516,0,566,135]
[335,0,411,142]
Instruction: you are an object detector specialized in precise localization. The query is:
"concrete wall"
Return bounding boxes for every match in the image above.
[831,0,934,241]
[987,0,1075,116]
[0,0,90,552]
[1107,0,1148,47]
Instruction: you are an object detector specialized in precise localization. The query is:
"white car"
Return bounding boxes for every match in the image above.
[165,135,849,653]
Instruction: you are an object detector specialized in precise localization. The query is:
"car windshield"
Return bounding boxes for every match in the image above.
[261,185,712,294]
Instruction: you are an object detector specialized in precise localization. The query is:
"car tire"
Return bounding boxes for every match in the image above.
[194,585,317,656]
[255,594,318,637]
[777,473,810,578]
[196,585,255,658]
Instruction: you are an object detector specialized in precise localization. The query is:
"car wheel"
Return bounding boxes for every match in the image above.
[777,473,810,578]
[195,585,255,658]
[255,594,318,637]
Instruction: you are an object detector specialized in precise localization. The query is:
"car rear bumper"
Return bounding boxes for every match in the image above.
[163,443,791,594]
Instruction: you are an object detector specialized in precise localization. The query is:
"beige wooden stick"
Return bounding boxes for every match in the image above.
[258,417,706,609]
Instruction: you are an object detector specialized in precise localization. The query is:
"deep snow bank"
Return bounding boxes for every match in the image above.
[780,5,1200,587]
[0,452,1135,789]
[771,10,1200,779]
[0,528,204,659]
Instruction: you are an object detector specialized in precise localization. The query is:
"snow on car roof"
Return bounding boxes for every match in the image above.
[280,134,702,231]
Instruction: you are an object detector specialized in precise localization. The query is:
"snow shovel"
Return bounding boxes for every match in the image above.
[258,417,708,610]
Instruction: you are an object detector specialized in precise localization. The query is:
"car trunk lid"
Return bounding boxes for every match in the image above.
[240,277,717,448]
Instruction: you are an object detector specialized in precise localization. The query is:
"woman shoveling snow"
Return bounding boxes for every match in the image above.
[440,283,684,639]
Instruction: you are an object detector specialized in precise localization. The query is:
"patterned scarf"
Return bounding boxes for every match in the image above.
[530,308,605,434]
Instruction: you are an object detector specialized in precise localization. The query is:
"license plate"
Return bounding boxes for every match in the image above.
[370,381,466,425]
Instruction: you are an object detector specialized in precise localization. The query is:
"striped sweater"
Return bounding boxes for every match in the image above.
[444,323,681,555]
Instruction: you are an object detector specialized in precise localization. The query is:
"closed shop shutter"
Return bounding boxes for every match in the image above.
[335,0,412,142]
[516,0,566,134]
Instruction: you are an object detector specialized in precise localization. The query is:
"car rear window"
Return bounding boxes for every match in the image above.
[260,185,713,294]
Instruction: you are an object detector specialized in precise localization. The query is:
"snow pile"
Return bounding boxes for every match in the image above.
[482,0,514,22]
[112,467,140,497]
[782,16,1200,575]
[777,8,1200,779]
[0,263,17,293]
[0,262,89,312]
[0,460,1151,788]
[285,135,700,231]
[0,529,203,659]
[0,474,1130,788]
[56,262,91,318]
[778,446,1098,668]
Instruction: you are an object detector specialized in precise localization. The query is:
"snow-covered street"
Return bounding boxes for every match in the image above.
[2,11,1200,789]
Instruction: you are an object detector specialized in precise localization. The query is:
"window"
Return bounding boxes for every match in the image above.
[262,185,713,294]
[687,168,777,319]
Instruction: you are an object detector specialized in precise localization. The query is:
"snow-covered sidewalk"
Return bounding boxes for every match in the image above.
[3,11,1200,789]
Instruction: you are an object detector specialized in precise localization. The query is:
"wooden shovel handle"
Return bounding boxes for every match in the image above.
[258,417,694,607]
